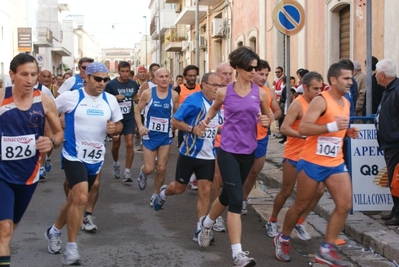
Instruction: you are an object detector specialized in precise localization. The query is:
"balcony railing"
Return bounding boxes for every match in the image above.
[36,27,53,46]
[164,25,187,45]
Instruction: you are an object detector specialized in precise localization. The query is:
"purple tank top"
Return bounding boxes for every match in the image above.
[220,82,260,154]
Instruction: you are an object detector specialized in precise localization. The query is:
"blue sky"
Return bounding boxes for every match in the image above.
[60,0,151,48]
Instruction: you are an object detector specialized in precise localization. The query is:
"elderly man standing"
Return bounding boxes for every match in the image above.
[375,58,399,226]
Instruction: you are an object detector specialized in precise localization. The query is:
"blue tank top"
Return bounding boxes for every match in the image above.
[220,82,260,154]
[143,87,174,140]
[71,74,84,91]
[0,87,45,185]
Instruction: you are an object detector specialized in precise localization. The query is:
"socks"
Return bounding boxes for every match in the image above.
[160,189,167,200]
[297,217,305,225]
[66,242,78,250]
[113,161,119,166]
[231,243,242,258]
[0,256,10,267]
[203,215,214,229]
[50,224,61,235]
[320,242,334,253]
[124,168,130,174]
[84,211,92,217]
[279,233,290,242]
[269,217,277,223]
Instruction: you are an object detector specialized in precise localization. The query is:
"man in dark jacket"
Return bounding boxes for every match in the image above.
[375,58,399,225]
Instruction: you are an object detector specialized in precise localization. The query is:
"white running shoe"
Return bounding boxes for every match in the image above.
[241,200,248,215]
[44,227,62,254]
[62,246,81,265]
[123,171,133,182]
[213,216,226,232]
[232,251,256,267]
[266,220,279,238]
[150,194,157,207]
[197,216,212,248]
[81,215,97,233]
[294,223,311,241]
[113,163,120,179]
[138,167,147,190]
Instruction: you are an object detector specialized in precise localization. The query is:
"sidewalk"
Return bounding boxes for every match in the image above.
[249,136,399,266]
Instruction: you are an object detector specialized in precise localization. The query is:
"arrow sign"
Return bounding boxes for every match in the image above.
[272,0,305,36]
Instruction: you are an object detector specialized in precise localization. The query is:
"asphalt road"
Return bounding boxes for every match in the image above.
[11,138,315,267]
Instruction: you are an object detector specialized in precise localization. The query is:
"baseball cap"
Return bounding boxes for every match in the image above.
[85,62,109,76]
[138,66,146,72]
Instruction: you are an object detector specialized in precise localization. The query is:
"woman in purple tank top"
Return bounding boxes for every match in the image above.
[197,47,270,266]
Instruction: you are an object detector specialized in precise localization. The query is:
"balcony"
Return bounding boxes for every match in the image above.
[34,27,53,47]
[175,5,208,25]
[164,26,187,52]
[51,47,72,57]
[198,0,218,5]
[150,9,177,40]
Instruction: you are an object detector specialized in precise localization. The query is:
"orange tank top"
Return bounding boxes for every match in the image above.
[283,95,308,161]
[299,91,350,167]
[256,85,272,140]
[178,84,201,104]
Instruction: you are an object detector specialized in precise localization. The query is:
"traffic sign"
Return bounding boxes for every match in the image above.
[272,0,305,36]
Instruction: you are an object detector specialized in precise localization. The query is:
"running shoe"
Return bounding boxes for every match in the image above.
[138,167,147,190]
[153,185,167,211]
[113,163,120,179]
[294,223,311,241]
[232,251,256,267]
[188,179,198,190]
[123,171,133,183]
[314,246,353,267]
[45,157,52,172]
[197,216,212,248]
[273,234,291,262]
[44,227,62,254]
[266,220,279,238]
[193,229,215,243]
[134,135,140,147]
[241,200,248,215]
[39,167,46,180]
[150,194,156,207]
[81,215,97,233]
[213,216,226,232]
[62,246,81,266]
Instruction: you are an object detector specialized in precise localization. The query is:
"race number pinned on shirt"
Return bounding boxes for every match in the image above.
[316,136,341,158]
[201,117,218,139]
[149,116,169,133]
[1,134,36,161]
[119,101,132,115]
[77,141,105,163]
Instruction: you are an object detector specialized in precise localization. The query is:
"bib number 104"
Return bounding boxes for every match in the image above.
[316,144,339,157]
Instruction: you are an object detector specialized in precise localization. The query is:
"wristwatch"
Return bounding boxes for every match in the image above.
[187,125,193,133]
[50,137,57,148]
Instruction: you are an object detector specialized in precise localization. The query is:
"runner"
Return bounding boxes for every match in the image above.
[0,53,63,267]
[134,68,179,206]
[265,72,324,240]
[273,63,358,267]
[105,61,139,182]
[152,72,221,244]
[44,62,123,265]
[197,47,270,267]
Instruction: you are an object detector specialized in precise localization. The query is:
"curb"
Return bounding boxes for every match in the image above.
[257,160,399,264]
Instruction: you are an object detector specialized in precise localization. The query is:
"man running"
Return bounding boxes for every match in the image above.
[266,72,324,240]
[274,63,358,267]
[45,62,122,265]
[135,68,179,206]
[0,53,63,267]
[105,61,139,182]
[152,72,221,243]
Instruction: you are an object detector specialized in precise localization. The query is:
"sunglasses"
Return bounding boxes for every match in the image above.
[244,65,258,72]
[91,75,110,83]
[81,66,87,70]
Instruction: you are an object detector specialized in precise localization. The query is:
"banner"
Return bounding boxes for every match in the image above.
[350,124,392,211]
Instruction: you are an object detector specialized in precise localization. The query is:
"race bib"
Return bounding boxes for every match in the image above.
[149,116,169,133]
[316,136,342,158]
[1,134,36,161]
[201,117,218,139]
[119,101,132,115]
[77,141,105,163]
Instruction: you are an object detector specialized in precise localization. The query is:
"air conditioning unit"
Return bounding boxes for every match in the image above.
[175,4,181,13]
[199,35,207,48]
[211,18,225,37]
[182,41,189,51]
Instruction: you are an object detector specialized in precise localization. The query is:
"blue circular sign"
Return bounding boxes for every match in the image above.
[273,0,305,36]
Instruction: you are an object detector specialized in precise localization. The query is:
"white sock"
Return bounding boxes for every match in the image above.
[113,161,119,166]
[231,243,242,258]
[203,215,214,229]
[197,221,201,232]
[50,224,61,235]
[124,168,130,174]
[160,188,167,200]
[66,242,77,249]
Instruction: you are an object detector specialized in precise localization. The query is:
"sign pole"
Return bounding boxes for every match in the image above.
[285,35,291,108]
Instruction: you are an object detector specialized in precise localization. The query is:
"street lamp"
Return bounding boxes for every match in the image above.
[143,16,147,68]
